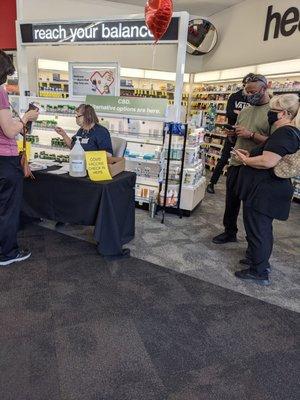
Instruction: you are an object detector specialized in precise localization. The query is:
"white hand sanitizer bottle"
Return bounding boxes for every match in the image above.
[69,137,87,177]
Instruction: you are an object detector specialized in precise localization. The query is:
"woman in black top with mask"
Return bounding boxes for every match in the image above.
[233,94,300,286]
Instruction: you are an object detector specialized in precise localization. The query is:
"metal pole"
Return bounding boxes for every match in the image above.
[177,124,187,218]
[161,125,173,224]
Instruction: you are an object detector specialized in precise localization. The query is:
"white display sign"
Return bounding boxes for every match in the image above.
[69,62,120,99]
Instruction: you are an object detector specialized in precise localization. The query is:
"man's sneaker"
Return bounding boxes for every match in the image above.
[212,232,237,244]
[235,268,270,286]
[0,249,31,266]
[206,183,215,194]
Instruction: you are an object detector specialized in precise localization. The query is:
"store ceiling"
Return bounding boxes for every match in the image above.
[104,0,246,17]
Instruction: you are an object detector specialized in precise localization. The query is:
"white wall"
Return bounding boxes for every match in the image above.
[18,0,181,91]
[18,0,144,21]
[18,0,300,81]
[188,0,300,73]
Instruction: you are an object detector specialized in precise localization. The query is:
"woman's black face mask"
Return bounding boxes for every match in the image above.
[267,110,280,126]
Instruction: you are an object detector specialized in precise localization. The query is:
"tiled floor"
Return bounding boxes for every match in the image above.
[39,176,300,313]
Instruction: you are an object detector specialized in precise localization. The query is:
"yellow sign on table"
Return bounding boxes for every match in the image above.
[17,140,31,158]
[85,151,112,181]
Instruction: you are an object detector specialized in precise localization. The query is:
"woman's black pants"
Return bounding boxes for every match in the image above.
[243,203,274,276]
[0,156,23,258]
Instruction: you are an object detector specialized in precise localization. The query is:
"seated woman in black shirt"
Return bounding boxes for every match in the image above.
[55,104,113,156]
[233,94,300,286]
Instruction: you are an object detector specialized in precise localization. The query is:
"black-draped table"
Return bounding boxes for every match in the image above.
[22,168,136,257]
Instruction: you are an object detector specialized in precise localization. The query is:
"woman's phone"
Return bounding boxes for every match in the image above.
[25,102,39,134]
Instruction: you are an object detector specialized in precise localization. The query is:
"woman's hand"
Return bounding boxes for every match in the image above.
[23,109,39,124]
[55,127,67,137]
[235,149,250,157]
[233,149,249,165]
[55,127,72,149]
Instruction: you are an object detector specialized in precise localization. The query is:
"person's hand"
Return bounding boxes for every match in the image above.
[225,129,236,137]
[234,149,249,164]
[54,127,67,137]
[235,125,253,139]
[24,109,39,123]
[235,149,250,157]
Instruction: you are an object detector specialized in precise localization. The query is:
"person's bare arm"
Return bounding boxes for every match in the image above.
[55,127,72,149]
[235,125,268,144]
[234,150,281,169]
[0,109,25,138]
[0,108,39,139]
[252,132,268,144]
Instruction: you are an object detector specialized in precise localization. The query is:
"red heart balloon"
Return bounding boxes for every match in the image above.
[145,0,173,43]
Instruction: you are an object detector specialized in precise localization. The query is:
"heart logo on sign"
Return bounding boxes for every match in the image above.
[90,70,115,95]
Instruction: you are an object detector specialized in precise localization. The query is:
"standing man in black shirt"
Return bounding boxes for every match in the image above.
[206,74,253,194]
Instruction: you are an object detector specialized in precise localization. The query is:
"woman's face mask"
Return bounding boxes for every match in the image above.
[267,110,282,126]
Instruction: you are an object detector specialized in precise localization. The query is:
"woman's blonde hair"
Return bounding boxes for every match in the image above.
[270,94,300,128]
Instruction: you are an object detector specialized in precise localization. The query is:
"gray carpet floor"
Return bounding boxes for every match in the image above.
[0,224,299,400]
[41,176,300,313]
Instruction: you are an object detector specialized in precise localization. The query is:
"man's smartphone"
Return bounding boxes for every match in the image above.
[221,124,236,131]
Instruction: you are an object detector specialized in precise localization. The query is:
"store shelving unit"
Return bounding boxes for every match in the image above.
[23,96,206,213]
[159,123,188,222]
[160,125,206,215]
[37,63,190,109]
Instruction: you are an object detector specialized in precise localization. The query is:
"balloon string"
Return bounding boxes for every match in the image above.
[152,42,157,70]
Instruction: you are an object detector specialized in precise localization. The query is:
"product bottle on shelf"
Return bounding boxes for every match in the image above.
[69,137,86,178]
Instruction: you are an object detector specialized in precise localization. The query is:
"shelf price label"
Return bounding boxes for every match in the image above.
[85,151,112,181]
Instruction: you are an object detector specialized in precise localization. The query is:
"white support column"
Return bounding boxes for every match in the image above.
[16,25,29,111]
[174,12,189,122]
[16,0,24,19]
[186,72,194,119]
[16,0,29,111]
